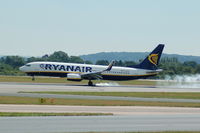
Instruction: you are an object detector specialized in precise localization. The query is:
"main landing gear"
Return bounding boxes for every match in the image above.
[88,80,94,86]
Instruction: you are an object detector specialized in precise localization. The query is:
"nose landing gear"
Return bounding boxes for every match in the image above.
[32,76,35,81]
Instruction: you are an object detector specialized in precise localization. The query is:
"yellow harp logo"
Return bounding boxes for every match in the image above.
[148,54,159,65]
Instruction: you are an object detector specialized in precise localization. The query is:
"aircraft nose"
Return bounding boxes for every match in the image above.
[19,66,25,72]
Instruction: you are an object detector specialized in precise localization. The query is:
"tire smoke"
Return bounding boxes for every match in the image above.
[95,82,120,87]
[158,74,200,88]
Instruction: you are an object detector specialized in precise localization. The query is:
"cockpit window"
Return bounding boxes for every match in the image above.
[25,64,31,67]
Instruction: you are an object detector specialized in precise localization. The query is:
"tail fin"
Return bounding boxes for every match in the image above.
[132,44,165,70]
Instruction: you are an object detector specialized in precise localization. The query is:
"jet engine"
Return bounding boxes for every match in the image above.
[67,73,82,81]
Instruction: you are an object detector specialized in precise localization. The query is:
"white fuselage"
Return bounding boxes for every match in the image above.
[19,61,158,81]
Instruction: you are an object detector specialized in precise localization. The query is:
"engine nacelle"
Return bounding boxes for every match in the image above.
[67,73,82,81]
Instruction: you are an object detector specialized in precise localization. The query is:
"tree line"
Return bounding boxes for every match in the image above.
[0,51,200,78]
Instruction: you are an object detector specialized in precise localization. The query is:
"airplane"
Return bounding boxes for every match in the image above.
[19,44,164,86]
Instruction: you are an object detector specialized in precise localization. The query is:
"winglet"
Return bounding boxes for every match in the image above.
[105,60,115,71]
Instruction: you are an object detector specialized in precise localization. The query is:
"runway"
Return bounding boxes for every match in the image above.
[1,114,200,133]
[2,104,200,115]
[1,82,200,93]
[1,82,200,132]
[1,82,200,103]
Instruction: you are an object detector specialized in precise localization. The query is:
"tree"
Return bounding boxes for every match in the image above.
[84,60,93,64]
[0,56,25,68]
[115,60,124,67]
[183,61,197,68]
[124,61,136,67]
[48,51,69,62]
[96,60,109,65]
[194,65,200,73]
[27,57,45,63]
[69,56,84,63]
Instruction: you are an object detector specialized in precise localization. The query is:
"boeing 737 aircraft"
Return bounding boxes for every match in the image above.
[19,44,164,86]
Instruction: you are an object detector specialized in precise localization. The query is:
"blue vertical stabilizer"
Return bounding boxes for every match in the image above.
[131,44,164,70]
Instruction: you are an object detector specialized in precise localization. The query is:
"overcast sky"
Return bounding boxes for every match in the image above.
[0,0,200,56]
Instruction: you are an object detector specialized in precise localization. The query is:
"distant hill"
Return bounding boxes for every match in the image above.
[80,52,200,64]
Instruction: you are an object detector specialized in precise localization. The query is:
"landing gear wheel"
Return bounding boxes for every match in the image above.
[88,80,93,86]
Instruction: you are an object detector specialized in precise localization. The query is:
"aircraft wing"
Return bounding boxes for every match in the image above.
[81,60,115,80]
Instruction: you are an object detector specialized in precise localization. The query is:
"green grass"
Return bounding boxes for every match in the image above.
[0,75,157,86]
[21,91,200,100]
[0,76,79,84]
[0,112,112,117]
[0,96,200,107]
